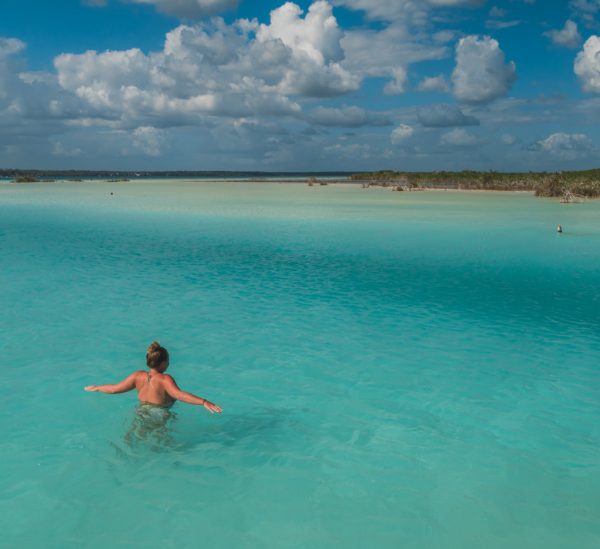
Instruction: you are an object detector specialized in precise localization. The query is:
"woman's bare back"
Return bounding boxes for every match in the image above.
[135,371,176,407]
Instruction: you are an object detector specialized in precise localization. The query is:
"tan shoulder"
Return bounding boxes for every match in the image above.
[160,373,178,386]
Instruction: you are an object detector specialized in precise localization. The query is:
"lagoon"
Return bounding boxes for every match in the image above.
[1,180,599,547]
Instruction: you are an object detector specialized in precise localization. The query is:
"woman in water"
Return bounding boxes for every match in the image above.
[84,341,222,414]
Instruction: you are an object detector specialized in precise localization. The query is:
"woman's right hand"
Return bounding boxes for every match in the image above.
[84,386,99,392]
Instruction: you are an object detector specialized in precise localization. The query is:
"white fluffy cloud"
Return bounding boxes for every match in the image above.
[383,67,408,95]
[418,74,449,92]
[53,2,359,130]
[544,20,582,48]
[535,132,594,160]
[255,1,357,97]
[0,37,98,165]
[0,37,25,58]
[3,1,597,171]
[574,36,600,94]
[452,36,516,104]
[257,1,343,65]
[340,23,446,96]
[391,124,414,143]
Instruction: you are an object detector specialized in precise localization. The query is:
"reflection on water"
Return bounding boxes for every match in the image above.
[125,404,179,451]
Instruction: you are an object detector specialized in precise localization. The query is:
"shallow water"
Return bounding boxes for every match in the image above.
[1,180,599,548]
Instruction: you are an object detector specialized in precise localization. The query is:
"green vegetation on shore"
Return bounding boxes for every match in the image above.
[350,169,600,198]
[14,175,40,183]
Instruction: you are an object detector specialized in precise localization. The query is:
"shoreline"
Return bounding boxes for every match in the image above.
[0,177,569,191]
[3,166,600,200]
[2,177,598,201]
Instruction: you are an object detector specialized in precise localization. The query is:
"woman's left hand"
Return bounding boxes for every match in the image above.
[203,401,223,414]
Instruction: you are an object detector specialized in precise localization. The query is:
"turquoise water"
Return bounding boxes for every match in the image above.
[1,181,599,548]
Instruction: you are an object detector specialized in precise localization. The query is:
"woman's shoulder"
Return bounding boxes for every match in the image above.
[156,372,177,385]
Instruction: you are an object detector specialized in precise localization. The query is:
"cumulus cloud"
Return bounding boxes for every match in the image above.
[452,35,516,104]
[307,106,391,127]
[534,132,594,160]
[0,37,26,58]
[340,24,446,96]
[0,37,104,167]
[331,0,477,98]
[257,1,343,64]
[383,67,408,95]
[4,1,593,171]
[440,128,480,147]
[391,124,414,143]
[255,1,358,97]
[574,36,600,93]
[0,37,82,123]
[418,74,449,92]
[53,2,359,130]
[329,0,479,98]
[416,104,479,127]
[1,5,370,167]
[544,20,582,48]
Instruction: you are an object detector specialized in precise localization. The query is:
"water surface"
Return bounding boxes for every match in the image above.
[1,180,599,548]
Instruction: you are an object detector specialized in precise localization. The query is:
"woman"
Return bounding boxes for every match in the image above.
[85,341,222,414]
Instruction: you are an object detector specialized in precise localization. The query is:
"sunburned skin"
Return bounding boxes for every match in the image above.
[85,358,222,414]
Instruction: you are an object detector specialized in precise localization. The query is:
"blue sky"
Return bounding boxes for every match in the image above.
[1,0,600,171]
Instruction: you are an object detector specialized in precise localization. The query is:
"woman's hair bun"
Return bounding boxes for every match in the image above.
[147,341,161,355]
[146,341,169,369]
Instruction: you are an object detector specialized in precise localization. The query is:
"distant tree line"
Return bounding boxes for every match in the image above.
[1,169,352,179]
[350,169,600,198]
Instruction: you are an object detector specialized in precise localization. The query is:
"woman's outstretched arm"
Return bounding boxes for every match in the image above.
[163,375,222,414]
[84,372,139,394]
